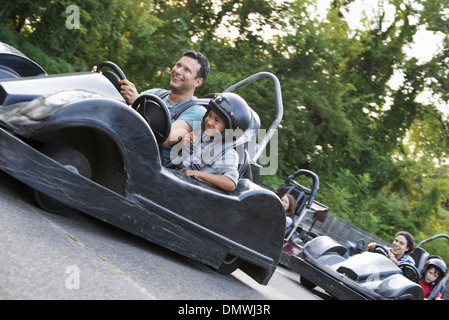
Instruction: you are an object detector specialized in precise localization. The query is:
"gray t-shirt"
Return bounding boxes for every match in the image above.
[180,131,239,186]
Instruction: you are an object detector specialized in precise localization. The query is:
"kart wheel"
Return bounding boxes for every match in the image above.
[30,145,92,213]
[215,254,242,275]
[299,275,316,290]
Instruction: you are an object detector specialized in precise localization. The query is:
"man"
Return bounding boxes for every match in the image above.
[119,51,210,165]
[368,231,415,266]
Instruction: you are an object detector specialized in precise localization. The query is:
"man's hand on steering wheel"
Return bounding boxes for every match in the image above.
[370,243,402,265]
[94,61,137,105]
[118,79,139,105]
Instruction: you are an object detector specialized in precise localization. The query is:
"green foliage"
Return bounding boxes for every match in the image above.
[1,0,449,260]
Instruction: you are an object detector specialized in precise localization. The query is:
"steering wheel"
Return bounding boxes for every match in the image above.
[399,263,420,283]
[373,244,390,256]
[96,61,126,92]
[132,94,171,145]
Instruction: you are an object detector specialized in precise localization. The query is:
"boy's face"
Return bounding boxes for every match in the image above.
[204,110,226,136]
[424,267,440,284]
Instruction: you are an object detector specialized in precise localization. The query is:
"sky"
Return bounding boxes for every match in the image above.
[320,0,447,116]
[215,0,447,114]
[316,0,445,63]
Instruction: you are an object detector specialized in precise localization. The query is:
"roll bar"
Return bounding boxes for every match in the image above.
[224,72,283,162]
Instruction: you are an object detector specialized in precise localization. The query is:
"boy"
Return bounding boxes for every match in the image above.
[177,92,252,191]
[419,258,447,300]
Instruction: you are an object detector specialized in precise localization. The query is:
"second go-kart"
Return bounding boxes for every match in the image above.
[274,166,426,300]
[286,235,425,299]
[0,42,286,285]
[276,169,329,258]
[295,234,449,300]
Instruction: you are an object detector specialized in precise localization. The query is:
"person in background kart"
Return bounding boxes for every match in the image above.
[282,194,296,236]
[419,258,447,300]
[97,51,210,165]
[368,231,415,266]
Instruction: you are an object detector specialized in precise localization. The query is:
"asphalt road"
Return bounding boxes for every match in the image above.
[0,172,323,301]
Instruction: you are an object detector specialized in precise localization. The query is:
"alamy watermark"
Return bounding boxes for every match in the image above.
[65,5,80,30]
[65,265,80,289]
[169,122,279,175]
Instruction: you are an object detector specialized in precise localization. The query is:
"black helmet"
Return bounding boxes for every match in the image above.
[207,92,252,133]
[423,258,447,285]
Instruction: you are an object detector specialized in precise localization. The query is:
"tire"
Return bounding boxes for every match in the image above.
[299,275,317,290]
[30,144,92,213]
[215,254,242,275]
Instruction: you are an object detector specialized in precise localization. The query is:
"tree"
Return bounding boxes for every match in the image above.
[2,0,449,250]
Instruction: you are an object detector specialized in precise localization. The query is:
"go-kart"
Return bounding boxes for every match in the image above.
[274,167,432,300]
[285,235,425,299]
[276,169,329,258]
[0,42,286,285]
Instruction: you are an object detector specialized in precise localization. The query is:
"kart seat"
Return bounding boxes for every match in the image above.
[236,107,260,179]
[410,247,430,273]
[301,203,328,241]
[280,186,307,216]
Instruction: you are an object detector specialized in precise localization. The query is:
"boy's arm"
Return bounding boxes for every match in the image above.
[183,170,236,191]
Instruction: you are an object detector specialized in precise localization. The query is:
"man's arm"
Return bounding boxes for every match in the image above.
[162,119,192,146]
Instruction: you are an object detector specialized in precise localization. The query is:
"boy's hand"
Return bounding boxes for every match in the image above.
[183,169,195,177]
[182,131,195,148]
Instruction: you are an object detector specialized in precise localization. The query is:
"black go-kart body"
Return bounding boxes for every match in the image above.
[0,43,286,285]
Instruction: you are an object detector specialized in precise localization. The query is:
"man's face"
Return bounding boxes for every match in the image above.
[170,56,203,92]
[391,235,409,257]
